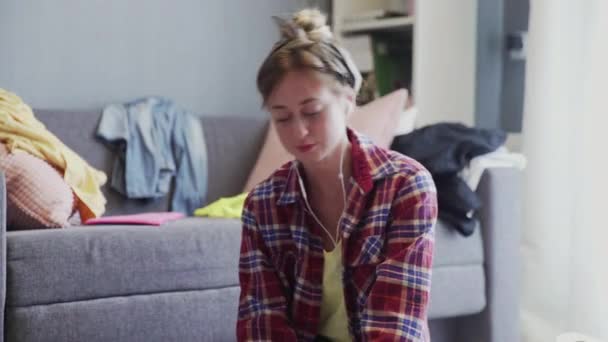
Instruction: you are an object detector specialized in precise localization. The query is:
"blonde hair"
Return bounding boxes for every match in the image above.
[257,9,362,105]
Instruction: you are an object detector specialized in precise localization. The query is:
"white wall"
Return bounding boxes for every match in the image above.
[414,0,478,126]
[0,0,298,116]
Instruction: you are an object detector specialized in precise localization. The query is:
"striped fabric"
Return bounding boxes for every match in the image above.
[237,129,437,341]
[0,144,74,229]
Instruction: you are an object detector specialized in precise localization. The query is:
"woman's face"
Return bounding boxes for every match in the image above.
[266,69,354,164]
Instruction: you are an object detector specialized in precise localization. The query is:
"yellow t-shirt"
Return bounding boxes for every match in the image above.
[318,240,352,341]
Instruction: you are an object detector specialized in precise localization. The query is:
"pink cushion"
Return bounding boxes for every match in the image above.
[242,89,409,191]
[84,212,185,226]
[242,120,287,192]
[348,88,409,148]
[0,145,74,230]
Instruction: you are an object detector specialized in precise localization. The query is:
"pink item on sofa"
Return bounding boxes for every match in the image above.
[0,145,75,230]
[84,212,185,226]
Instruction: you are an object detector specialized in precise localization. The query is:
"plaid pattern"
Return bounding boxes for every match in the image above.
[237,129,437,341]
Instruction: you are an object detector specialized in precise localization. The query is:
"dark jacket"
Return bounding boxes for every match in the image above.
[391,123,506,236]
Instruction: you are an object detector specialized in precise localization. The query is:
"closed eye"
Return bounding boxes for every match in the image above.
[274,116,291,123]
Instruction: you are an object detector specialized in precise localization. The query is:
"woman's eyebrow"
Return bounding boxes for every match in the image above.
[271,98,318,110]
[300,98,318,105]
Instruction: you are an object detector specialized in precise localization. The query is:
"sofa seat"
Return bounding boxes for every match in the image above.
[7,288,241,342]
[6,217,485,319]
[429,220,486,319]
[6,218,242,308]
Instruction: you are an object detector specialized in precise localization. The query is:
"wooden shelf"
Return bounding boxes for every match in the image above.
[340,16,415,35]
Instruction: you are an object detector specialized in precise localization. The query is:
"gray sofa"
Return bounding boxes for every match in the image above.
[0,109,521,342]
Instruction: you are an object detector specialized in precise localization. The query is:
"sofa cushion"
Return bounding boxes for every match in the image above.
[0,145,74,230]
[6,288,240,342]
[433,219,483,267]
[427,219,486,319]
[428,265,486,319]
[6,216,484,319]
[347,88,409,149]
[200,115,267,205]
[6,218,242,307]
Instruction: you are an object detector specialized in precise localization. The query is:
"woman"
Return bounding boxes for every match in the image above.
[237,9,437,341]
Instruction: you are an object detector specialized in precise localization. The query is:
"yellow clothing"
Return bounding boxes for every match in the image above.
[194,192,247,218]
[318,240,351,342]
[0,89,107,220]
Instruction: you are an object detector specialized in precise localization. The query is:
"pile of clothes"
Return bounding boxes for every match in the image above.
[0,88,107,223]
[391,123,525,236]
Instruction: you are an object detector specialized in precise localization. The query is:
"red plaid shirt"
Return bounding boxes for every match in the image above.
[237,129,437,341]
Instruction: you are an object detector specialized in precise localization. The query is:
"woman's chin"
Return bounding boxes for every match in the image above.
[294,150,324,164]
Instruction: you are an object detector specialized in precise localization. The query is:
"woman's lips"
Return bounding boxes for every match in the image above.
[296,143,316,153]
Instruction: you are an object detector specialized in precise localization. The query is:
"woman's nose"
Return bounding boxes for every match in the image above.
[293,117,309,137]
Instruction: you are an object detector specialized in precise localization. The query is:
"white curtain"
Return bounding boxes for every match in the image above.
[521,0,608,341]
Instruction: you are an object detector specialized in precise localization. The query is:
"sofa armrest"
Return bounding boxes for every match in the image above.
[457,167,522,342]
[0,171,6,342]
[478,167,522,342]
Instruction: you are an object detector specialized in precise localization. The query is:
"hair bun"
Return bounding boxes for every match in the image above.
[293,9,326,31]
[292,8,333,42]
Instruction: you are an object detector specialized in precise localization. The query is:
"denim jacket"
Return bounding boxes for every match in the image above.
[97,97,207,215]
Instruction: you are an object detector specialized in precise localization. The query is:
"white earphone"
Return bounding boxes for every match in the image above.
[297,142,348,248]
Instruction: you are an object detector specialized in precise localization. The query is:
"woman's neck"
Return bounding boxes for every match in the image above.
[300,140,353,200]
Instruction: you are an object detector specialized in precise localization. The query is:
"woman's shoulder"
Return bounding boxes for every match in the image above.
[352,129,429,178]
[245,160,295,207]
[387,149,429,176]
[384,149,435,191]
[350,131,434,194]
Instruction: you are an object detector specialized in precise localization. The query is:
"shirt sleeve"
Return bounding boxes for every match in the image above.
[361,168,438,341]
[236,195,298,341]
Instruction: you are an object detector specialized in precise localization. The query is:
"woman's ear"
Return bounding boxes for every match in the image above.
[343,88,356,116]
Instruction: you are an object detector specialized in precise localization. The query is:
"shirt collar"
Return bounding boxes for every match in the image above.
[277,128,399,206]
